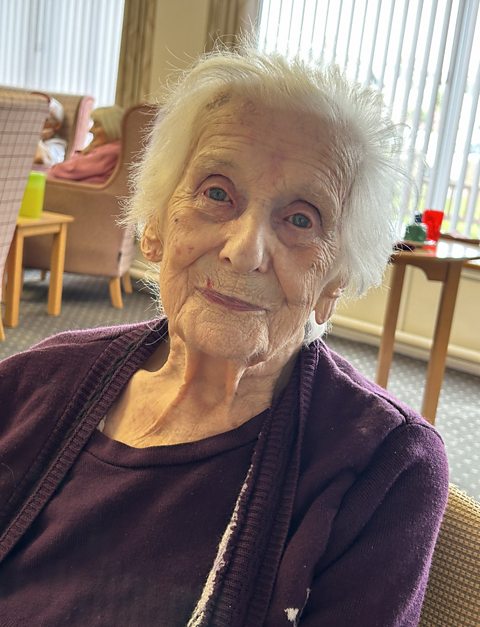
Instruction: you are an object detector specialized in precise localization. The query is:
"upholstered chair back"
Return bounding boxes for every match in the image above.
[0,91,48,339]
[0,86,94,158]
[48,91,94,158]
[419,484,480,626]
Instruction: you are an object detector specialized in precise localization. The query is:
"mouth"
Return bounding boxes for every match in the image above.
[198,288,264,312]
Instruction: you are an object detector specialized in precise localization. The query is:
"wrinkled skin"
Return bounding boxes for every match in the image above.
[104,97,356,446]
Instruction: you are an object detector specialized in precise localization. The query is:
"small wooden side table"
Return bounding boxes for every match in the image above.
[376,240,480,424]
[3,211,74,327]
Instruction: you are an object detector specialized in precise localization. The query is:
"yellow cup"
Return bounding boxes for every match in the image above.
[19,170,46,218]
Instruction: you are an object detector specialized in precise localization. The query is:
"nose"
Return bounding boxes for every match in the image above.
[219,212,271,273]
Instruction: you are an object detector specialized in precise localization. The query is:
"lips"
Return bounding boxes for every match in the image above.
[198,288,264,312]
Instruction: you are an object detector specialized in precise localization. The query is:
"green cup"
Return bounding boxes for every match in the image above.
[19,170,46,218]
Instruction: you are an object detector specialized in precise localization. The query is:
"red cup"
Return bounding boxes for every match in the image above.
[422,209,444,243]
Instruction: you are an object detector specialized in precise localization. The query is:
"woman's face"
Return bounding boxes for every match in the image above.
[148,97,355,366]
[86,120,108,151]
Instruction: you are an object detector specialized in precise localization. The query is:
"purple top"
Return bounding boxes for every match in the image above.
[0,319,449,626]
[0,413,266,625]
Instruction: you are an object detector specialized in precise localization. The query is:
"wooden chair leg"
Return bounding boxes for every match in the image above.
[1,268,6,303]
[0,317,5,342]
[109,277,123,309]
[122,272,133,294]
[4,231,24,328]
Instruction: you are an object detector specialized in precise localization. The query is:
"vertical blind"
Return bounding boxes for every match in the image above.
[258,0,480,238]
[0,0,125,107]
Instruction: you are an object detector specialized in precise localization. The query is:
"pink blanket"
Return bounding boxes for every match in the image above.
[48,141,120,184]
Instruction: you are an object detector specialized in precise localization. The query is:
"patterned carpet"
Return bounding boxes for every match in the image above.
[2,271,479,501]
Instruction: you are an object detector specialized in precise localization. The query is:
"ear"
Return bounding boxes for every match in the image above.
[140,223,163,262]
[314,277,345,325]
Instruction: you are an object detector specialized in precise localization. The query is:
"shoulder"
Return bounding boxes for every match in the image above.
[297,341,448,566]
[1,320,147,367]
[90,141,121,157]
[0,320,166,501]
[27,320,148,350]
[300,339,448,483]
[1,317,165,365]
[0,319,165,421]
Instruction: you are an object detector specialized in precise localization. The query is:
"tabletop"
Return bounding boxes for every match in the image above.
[395,239,480,262]
[16,210,75,228]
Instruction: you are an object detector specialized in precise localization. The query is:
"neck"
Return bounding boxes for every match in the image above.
[141,328,299,432]
[145,332,301,431]
[103,329,303,446]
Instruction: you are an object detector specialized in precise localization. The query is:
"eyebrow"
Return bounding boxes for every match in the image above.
[190,152,340,216]
[191,153,236,173]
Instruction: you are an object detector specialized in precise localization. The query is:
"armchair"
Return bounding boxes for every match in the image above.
[23,104,158,308]
[419,484,480,626]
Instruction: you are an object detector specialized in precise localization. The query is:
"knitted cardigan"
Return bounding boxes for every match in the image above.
[0,319,449,626]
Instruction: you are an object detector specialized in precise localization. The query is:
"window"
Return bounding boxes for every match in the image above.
[0,0,125,107]
[258,0,480,238]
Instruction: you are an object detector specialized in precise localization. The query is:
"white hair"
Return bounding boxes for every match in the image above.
[48,97,64,125]
[125,43,406,336]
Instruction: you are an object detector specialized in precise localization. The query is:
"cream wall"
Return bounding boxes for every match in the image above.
[148,0,211,100]
[130,0,211,275]
[332,265,480,376]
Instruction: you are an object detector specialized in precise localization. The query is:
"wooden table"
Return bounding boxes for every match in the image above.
[3,211,74,327]
[376,239,480,424]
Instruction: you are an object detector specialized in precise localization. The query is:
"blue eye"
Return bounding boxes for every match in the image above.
[206,187,229,202]
[288,213,312,229]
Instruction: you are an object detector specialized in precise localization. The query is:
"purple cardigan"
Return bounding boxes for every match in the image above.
[0,319,448,626]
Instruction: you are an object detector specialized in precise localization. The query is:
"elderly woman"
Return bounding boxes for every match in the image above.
[34,96,67,166]
[0,46,448,626]
[48,104,124,184]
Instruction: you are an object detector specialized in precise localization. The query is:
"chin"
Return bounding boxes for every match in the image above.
[175,305,272,365]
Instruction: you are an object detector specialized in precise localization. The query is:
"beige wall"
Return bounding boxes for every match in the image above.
[131,0,211,273]
[148,0,211,101]
[332,265,480,375]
